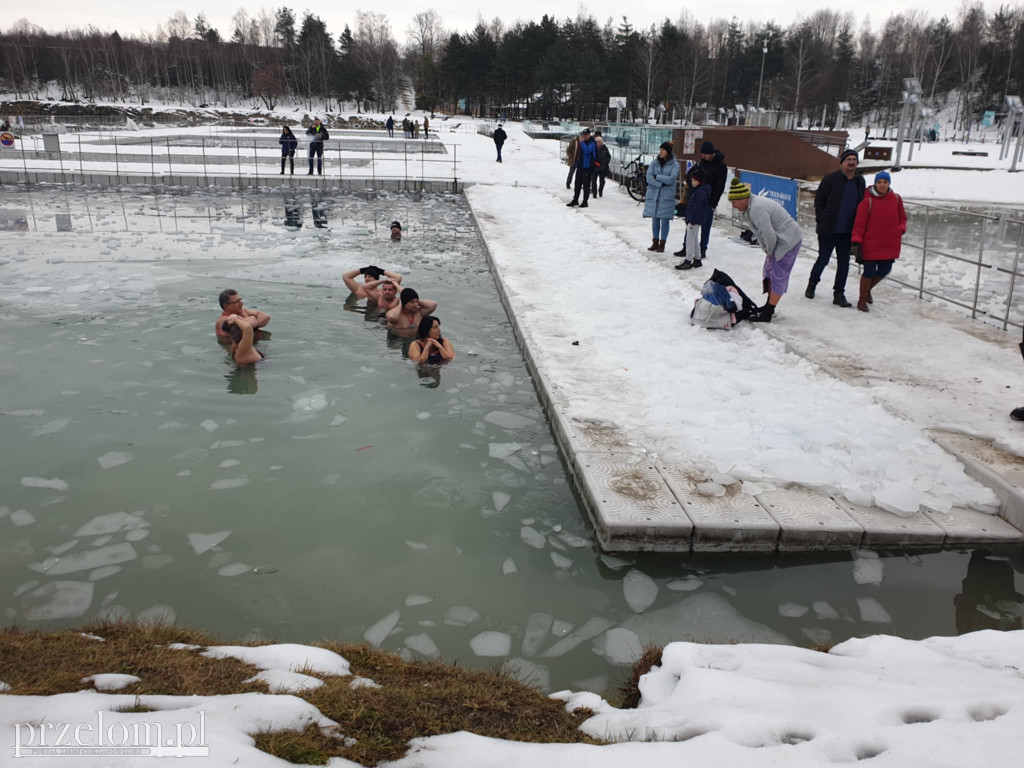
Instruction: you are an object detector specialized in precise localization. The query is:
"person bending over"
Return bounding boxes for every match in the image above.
[408,316,455,364]
[215,289,269,342]
[386,288,438,337]
[221,315,263,364]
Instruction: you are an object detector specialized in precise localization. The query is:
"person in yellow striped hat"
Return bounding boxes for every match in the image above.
[728,179,803,323]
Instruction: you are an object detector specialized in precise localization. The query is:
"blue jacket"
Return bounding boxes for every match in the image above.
[643,155,680,219]
[575,137,597,169]
[279,132,298,156]
[685,183,711,225]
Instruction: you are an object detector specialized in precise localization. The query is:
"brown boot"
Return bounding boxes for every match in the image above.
[655,240,666,253]
[857,276,871,312]
[867,276,883,304]
[647,238,660,251]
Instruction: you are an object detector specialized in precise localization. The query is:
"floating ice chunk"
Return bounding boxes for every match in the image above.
[218,563,251,577]
[598,628,644,665]
[75,511,147,537]
[29,557,60,573]
[177,470,192,477]
[10,509,36,526]
[540,618,615,658]
[88,566,122,581]
[200,420,219,432]
[802,627,833,645]
[13,581,40,598]
[445,606,481,627]
[600,554,634,571]
[138,604,177,626]
[364,610,402,647]
[219,459,240,468]
[349,677,381,689]
[188,531,231,555]
[22,581,94,620]
[813,601,840,620]
[405,541,428,551]
[522,613,554,657]
[558,531,592,548]
[329,415,348,427]
[492,491,511,512]
[504,456,529,472]
[404,595,434,607]
[82,674,140,691]
[620,593,792,647]
[874,484,920,517]
[501,558,518,575]
[3,409,45,416]
[470,631,512,657]
[405,633,441,659]
[97,451,133,470]
[550,552,573,569]
[50,540,78,556]
[520,526,546,549]
[125,529,149,543]
[501,658,550,691]
[211,477,249,490]
[551,620,573,637]
[857,597,892,624]
[623,570,658,613]
[47,543,137,575]
[246,670,324,693]
[666,577,702,592]
[21,477,69,491]
[489,442,527,460]
[292,393,327,412]
[696,482,727,497]
[779,603,809,618]
[31,417,72,437]
[853,550,884,586]
[484,411,537,430]
[416,412,431,420]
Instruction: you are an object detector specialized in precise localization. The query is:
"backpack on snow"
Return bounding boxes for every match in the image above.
[689,269,759,329]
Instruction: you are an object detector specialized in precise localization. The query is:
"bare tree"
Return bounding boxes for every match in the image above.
[634,26,660,122]
[354,11,400,112]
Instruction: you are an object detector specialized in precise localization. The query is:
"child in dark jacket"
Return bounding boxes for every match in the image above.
[678,169,711,270]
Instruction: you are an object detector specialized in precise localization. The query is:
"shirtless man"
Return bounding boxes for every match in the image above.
[386,287,438,337]
[215,289,270,342]
[390,221,402,240]
[342,265,403,304]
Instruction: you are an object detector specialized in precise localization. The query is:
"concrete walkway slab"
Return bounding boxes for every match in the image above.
[833,498,946,549]
[923,507,1024,546]
[755,489,864,551]
[930,430,1024,532]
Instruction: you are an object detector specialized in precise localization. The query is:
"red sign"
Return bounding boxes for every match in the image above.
[0,133,14,148]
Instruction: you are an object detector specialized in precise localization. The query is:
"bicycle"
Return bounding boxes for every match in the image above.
[622,154,648,202]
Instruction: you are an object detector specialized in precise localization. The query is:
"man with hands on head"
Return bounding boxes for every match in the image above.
[343,265,403,304]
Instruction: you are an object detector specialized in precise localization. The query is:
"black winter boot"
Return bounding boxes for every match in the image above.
[804,281,817,299]
[749,303,776,323]
[833,292,852,308]
[676,258,702,270]
[280,158,286,174]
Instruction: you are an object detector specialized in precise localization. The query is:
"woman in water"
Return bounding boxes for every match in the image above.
[221,315,263,364]
[408,316,454,364]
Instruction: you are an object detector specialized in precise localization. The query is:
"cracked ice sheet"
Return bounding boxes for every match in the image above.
[466,182,998,516]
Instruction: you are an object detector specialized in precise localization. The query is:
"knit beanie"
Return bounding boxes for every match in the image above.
[728,178,751,201]
[660,141,674,154]
[700,140,715,154]
[874,170,891,185]
[840,149,859,163]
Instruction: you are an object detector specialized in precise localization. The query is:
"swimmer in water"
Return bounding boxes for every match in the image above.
[386,287,437,338]
[408,315,454,364]
[390,220,402,240]
[215,289,270,342]
[342,265,403,302]
[221,315,264,364]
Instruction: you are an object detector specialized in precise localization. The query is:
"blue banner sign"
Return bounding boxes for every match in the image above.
[738,170,799,220]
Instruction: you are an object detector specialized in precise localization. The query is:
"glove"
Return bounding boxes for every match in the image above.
[851,243,863,264]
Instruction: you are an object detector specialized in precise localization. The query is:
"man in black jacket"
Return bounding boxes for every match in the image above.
[306,118,330,175]
[806,149,865,306]
[673,141,727,258]
[493,124,508,162]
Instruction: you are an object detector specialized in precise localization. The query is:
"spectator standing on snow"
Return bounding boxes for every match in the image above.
[386,115,395,138]
[423,117,429,137]
[278,126,297,175]
[641,141,680,252]
[728,179,802,323]
[677,141,727,259]
[805,148,865,307]
[306,118,329,175]
[567,128,597,208]
[592,135,612,198]
[850,171,906,312]
[565,134,580,189]
[493,123,508,163]
[677,168,711,270]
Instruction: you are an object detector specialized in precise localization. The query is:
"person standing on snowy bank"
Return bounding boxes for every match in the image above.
[492,123,508,162]
[676,168,711,270]
[592,135,612,198]
[806,148,865,307]
[278,126,297,175]
[642,141,680,253]
[850,171,906,312]
[565,134,579,189]
[306,118,329,175]
[567,128,597,207]
[386,115,395,138]
[728,179,802,323]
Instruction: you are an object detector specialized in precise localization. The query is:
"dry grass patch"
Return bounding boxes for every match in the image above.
[1,625,600,766]
[617,645,664,709]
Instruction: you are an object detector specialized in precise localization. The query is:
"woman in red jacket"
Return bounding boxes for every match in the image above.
[851,170,907,312]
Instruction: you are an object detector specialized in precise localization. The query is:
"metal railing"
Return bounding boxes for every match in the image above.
[0,134,461,188]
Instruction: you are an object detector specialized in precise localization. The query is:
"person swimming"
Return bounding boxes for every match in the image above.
[386,288,438,338]
[221,315,264,364]
[408,315,454,364]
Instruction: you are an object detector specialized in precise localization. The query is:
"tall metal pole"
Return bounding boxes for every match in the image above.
[893,96,910,170]
[756,39,768,109]
[1011,116,1024,172]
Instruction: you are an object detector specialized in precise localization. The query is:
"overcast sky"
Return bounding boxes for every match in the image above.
[15,2,1006,42]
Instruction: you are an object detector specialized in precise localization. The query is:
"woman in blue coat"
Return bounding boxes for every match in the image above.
[643,141,680,253]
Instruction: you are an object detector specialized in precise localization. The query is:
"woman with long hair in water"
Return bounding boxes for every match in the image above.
[408,316,454,364]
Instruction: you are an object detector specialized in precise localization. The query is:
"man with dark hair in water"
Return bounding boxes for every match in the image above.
[215,289,270,342]
[386,287,438,337]
[342,265,404,304]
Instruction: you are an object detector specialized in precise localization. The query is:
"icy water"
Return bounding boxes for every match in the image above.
[2,185,1024,695]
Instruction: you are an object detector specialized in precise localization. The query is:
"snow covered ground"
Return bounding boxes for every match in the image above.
[2,631,1022,766]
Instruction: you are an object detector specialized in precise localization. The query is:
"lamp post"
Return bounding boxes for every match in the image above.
[756,32,770,109]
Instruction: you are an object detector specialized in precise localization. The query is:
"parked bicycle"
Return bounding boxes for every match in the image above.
[623,154,648,202]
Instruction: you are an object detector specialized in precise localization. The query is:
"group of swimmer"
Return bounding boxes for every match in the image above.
[215,255,454,367]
